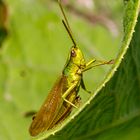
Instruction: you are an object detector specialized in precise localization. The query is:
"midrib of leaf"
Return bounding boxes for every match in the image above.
[34,0,140,140]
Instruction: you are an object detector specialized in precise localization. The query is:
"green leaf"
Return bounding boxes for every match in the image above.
[36,0,140,140]
[0,0,139,140]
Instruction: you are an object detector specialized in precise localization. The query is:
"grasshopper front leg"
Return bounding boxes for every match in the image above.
[83,59,114,72]
[81,77,91,94]
[80,59,113,93]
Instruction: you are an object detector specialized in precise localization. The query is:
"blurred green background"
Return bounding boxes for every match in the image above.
[0,0,123,139]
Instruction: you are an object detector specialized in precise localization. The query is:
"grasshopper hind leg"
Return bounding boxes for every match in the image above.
[49,95,81,129]
[63,97,78,108]
[74,95,81,107]
[62,82,79,108]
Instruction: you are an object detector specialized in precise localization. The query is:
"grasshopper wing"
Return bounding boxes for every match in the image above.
[29,76,67,136]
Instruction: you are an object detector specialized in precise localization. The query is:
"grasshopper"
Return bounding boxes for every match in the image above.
[29,0,113,136]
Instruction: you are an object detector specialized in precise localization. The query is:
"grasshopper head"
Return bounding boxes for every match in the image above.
[63,46,86,75]
[69,46,86,68]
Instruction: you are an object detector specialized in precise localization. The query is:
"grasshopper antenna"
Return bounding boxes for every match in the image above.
[57,0,76,47]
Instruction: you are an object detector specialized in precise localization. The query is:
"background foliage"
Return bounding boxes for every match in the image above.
[0,0,139,140]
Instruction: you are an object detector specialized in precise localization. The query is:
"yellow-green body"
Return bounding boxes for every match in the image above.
[29,44,112,136]
[29,46,88,136]
[29,0,113,136]
[63,46,86,93]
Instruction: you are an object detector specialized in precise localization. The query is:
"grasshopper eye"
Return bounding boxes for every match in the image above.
[71,50,76,57]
